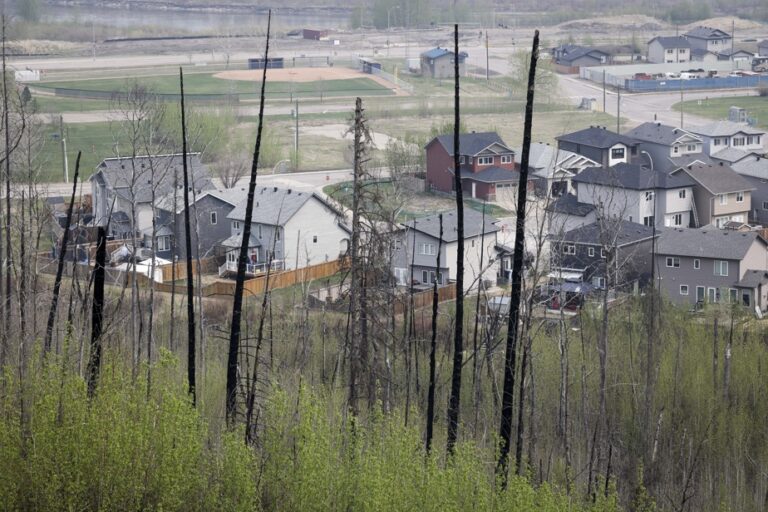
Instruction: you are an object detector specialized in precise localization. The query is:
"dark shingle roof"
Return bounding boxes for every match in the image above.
[625,122,701,146]
[684,26,731,40]
[546,193,595,217]
[458,166,520,183]
[736,269,768,288]
[554,44,609,64]
[556,126,638,149]
[405,207,500,242]
[421,48,468,60]
[430,131,511,156]
[657,227,764,259]
[227,187,339,226]
[649,36,691,49]
[674,163,755,194]
[718,48,753,57]
[560,220,656,247]
[572,163,695,189]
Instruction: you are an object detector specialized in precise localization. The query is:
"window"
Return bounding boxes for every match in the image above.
[763,201,768,210]
[157,235,170,252]
[276,229,281,241]
[232,220,241,232]
[258,225,262,239]
[673,146,679,154]
[611,147,625,160]
[645,191,655,201]
[687,144,697,152]
[210,211,217,225]
[748,136,756,145]
[422,270,428,283]
[588,247,595,257]
[714,260,728,276]
[563,244,576,255]
[679,189,686,199]
[729,288,738,303]
[313,235,318,243]
[667,49,674,54]
[694,258,700,269]
[758,136,762,145]
[593,276,606,288]
[719,194,727,205]
[666,257,680,268]
[672,213,683,226]
[600,248,607,259]
[501,155,513,164]
[680,285,689,295]
[733,137,745,147]
[714,138,721,146]
[459,156,465,164]
[477,156,493,165]
[420,243,436,255]
[643,216,655,227]
[736,191,744,202]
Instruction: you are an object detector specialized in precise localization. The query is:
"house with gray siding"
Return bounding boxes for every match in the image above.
[524,143,598,198]
[672,163,754,227]
[420,47,467,79]
[688,121,765,156]
[655,228,768,310]
[556,126,639,167]
[624,122,704,172]
[683,26,732,53]
[223,186,349,276]
[647,36,691,64]
[392,208,500,292]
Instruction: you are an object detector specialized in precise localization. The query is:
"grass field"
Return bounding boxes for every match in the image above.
[673,96,768,129]
[38,72,394,100]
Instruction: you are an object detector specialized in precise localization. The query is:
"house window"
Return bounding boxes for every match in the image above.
[210,211,217,225]
[666,257,680,268]
[673,146,679,154]
[714,138,721,146]
[157,235,170,252]
[645,191,654,201]
[719,194,727,205]
[258,225,262,239]
[736,191,744,202]
[672,213,683,226]
[667,49,674,54]
[588,247,595,257]
[233,220,241,232]
[563,244,576,255]
[276,229,281,241]
[729,288,738,303]
[459,156,465,164]
[758,136,762,145]
[611,147,625,160]
[733,137,745,146]
[643,216,655,227]
[694,258,700,269]
[313,235,318,243]
[593,276,606,288]
[600,248,607,259]
[422,270,428,283]
[714,260,729,276]
[687,144,697,151]
[679,189,686,199]
[477,156,493,165]
[763,201,768,210]
[748,136,756,145]
[501,155,513,164]
[680,284,689,295]
[420,243,436,255]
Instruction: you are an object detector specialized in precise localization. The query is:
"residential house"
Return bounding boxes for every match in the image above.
[647,36,691,64]
[551,44,609,72]
[524,142,598,197]
[222,187,349,276]
[759,40,768,56]
[671,162,754,227]
[392,208,500,292]
[688,120,765,156]
[425,131,519,201]
[690,48,720,64]
[90,153,214,239]
[546,193,597,234]
[420,47,467,79]
[742,174,768,225]
[655,227,768,309]
[571,163,696,228]
[717,48,754,63]
[556,126,639,167]
[550,219,657,290]
[625,122,704,172]
[683,26,732,53]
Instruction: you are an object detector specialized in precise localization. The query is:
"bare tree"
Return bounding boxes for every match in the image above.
[425,213,443,453]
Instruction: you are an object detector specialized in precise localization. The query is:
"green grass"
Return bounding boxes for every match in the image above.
[30,95,114,113]
[38,72,394,100]
[673,95,768,129]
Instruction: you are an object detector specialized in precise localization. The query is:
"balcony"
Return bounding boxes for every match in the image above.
[218,259,285,278]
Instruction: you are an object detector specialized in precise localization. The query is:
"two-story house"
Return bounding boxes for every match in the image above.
[647,36,691,64]
[420,47,468,79]
[688,121,765,157]
[625,122,705,172]
[425,131,519,201]
[222,187,349,276]
[571,163,696,228]
[671,163,755,228]
[655,227,768,309]
[525,142,598,198]
[90,153,215,239]
[392,208,500,292]
[683,26,732,53]
[556,126,639,168]
[550,219,657,290]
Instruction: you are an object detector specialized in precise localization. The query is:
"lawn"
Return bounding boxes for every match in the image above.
[672,95,768,129]
[38,72,394,100]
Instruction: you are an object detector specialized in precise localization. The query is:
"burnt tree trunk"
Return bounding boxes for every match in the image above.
[86,227,107,398]
[425,213,443,453]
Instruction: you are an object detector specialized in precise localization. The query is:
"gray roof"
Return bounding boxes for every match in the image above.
[522,143,597,177]
[546,193,595,217]
[560,220,656,247]
[649,36,691,49]
[732,156,768,178]
[657,227,764,259]
[625,122,701,146]
[429,131,512,156]
[684,26,731,40]
[554,44,609,64]
[227,186,339,226]
[91,153,214,204]
[421,47,468,60]
[710,147,756,164]
[666,153,713,171]
[736,269,768,289]
[556,126,638,149]
[718,48,753,57]
[219,233,261,248]
[404,207,500,242]
[674,162,755,194]
[573,163,695,190]
[688,120,764,137]
[458,166,520,183]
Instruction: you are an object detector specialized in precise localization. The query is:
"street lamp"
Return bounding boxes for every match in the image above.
[387,5,400,31]
[641,149,659,293]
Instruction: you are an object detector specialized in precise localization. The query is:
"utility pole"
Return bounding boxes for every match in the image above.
[294,100,299,167]
[602,70,606,113]
[485,31,490,81]
[680,80,684,128]
[60,116,69,183]
[92,22,96,61]
[616,85,621,133]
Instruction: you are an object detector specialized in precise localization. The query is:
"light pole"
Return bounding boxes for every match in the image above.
[387,5,400,31]
[641,150,658,293]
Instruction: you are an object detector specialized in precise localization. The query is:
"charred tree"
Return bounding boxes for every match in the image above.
[44,152,82,353]
[425,213,443,454]
[498,29,539,485]
[226,11,271,426]
[86,227,107,398]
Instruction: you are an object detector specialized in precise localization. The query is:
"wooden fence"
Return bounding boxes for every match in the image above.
[158,258,217,282]
[394,283,457,314]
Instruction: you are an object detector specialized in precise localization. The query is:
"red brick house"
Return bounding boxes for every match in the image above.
[425,132,519,201]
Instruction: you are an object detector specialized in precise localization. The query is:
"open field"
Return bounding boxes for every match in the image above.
[673,96,768,129]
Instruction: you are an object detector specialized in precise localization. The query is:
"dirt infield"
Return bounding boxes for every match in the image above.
[214,66,407,95]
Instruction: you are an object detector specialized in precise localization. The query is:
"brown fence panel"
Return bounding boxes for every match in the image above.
[394,283,457,314]
[159,257,217,282]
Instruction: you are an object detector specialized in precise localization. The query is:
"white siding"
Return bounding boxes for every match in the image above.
[283,198,348,270]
